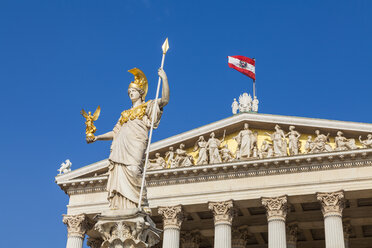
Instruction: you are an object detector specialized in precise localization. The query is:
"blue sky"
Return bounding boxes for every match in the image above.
[0,1,371,247]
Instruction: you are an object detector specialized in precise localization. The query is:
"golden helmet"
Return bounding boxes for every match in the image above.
[128,68,148,100]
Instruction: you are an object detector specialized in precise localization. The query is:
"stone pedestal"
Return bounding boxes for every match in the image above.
[94,209,161,248]
[261,195,288,248]
[208,200,235,248]
[63,214,90,248]
[158,205,184,248]
[317,190,345,248]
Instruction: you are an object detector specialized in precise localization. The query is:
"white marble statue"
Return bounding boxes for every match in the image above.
[259,140,274,158]
[310,130,332,153]
[58,159,72,174]
[266,125,287,157]
[234,123,253,159]
[175,143,194,167]
[87,68,169,210]
[239,93,252,112]
[305,136,313,153]
[231,98,239,115]
[220,144,234,162]
[165,146,175,168]
[334,131,357,151]
[286,126,301,155]
[359,134,372,148]
[206,132,225,164]
[148,153,166,170]
[252,96,259,112]
[193,136,208,165]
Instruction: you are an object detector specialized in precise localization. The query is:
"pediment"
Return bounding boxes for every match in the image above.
[148,112,372,162]
[56,112,372,189]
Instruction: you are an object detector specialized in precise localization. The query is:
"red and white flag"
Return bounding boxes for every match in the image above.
[227,55,255,80]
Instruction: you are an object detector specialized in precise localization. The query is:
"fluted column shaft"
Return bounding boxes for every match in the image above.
[63,214,89,248]
[261,195,288,248]
[209,200,234,248]
[159,205,183,248]
[317,190,345,248]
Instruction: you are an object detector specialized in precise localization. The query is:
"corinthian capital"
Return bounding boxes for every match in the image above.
[317,190,345,217]
[62,214,89,238]
[208,200,235,225]
[261,195,288,222]
[158,205,183,229]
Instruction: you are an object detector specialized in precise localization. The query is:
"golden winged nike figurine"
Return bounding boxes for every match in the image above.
[81,106,101,142]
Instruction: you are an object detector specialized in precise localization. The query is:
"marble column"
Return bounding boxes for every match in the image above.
[286,223,298,248]
[63,214,89,248]
[343,219,352,248]
[158,205,184,248]
[231,227,250,248]
[180,231,201,248]
[317,190,345,248]
[261,195,288,248]
[208,200,235,248]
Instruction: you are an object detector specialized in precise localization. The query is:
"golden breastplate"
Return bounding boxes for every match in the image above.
[119,101,149,125]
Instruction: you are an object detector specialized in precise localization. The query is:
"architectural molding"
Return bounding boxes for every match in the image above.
[317,190,345,217]
[158,205,184,230]
[62,214,90,238]
[208,200,235,225]
[261,195,288,222]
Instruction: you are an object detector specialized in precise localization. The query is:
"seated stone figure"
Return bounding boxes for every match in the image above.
[175,143,194,167]
[309,130,333,153]
[148,153,167,170]
[334,131,357,151]
[259,140,274,158]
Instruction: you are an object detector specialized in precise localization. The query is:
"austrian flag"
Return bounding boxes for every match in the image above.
[228,56,255,80]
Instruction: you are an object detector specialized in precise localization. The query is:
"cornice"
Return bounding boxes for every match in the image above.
[56,149,372,194]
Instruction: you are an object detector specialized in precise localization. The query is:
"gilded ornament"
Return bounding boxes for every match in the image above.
[81,106,100,142]
[119,101,149,125]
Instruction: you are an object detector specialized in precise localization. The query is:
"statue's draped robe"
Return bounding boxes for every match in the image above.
[196,141,208,165]
[107,100,162,209]
[238,130,252,158]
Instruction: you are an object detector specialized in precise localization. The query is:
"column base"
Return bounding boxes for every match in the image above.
[94,208,161,248]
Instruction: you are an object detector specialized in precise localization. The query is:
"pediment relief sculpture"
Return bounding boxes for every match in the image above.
[147,123,370,170]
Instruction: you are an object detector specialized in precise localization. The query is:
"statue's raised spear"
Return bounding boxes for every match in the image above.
[138,38,169,209]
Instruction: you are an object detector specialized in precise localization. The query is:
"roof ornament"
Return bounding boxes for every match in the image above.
[58,159,72,175]
[231,93,259,115]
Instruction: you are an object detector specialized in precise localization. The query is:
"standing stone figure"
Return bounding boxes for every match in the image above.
[148,153,166,170]
[359,134,372,148]
[310,130,332,153]
[234,123,253,159]
[206,132,225,164]
[165,146,175,168]
[335,131,357,151]
[231,98,239,115]
[193,136,209,165]
[266,125,287,157]
[87,68,169,210]
[305,136,313,153]
[252,96,259,112]
[286,126,301,155]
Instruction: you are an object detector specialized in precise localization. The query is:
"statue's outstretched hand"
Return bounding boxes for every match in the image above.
[158,68,167,79]
[86,136,97,144]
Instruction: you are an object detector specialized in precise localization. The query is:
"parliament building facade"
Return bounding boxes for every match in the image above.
[56,112,372,248]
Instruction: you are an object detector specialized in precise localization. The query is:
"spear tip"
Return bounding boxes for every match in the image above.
[162,38,169,54]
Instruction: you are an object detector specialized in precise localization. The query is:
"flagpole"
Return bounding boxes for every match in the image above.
[253,58,256,98]
[138,38,169,209]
